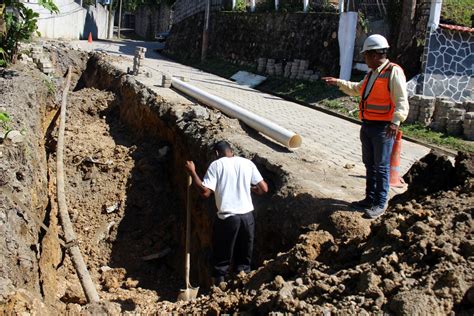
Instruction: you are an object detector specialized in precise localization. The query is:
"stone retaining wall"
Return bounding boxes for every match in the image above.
[408,95,474,140]
[165,11,340,75]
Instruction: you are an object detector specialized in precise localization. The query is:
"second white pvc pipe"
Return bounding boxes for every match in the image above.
[171,78,302,149]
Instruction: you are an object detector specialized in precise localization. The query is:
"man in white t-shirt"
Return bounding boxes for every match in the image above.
[185,141,268,285]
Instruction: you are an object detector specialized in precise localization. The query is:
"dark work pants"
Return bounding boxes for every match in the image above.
[212,211,255,279]
[360,122,394,207]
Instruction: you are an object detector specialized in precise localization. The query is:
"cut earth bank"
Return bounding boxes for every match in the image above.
[0,45,472,315]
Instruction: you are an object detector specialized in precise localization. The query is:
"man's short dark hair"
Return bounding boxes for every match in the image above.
[213,141,232,155]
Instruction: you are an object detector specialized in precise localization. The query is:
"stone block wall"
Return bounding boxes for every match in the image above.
[211,12,340,74]
[408,95,474,140]
[166,11,340,74]
[135,4,172,40]
[421,27,473,102]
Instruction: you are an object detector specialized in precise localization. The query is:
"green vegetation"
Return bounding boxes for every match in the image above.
[112,0,176,12]
[319,99,359,119]
[190,57,256,79]
[401,123,473,153]
[255,0,335,13]
[0,0,58,67]
[442,0,473,27]
[0,111,11,134]
[258,78,344,104]
[43,76,56,95]
[234,0,247,12]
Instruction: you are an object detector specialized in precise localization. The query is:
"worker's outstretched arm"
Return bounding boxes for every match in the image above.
[185,161,212,198]
[251,180,268,195]
[322,77,364,97]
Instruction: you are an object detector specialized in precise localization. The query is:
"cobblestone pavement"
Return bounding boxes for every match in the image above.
[71,39,431,200]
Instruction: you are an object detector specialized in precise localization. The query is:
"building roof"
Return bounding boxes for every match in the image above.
[439,23,474,33]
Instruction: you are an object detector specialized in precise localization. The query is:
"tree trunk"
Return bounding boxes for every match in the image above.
[397,0,417,49]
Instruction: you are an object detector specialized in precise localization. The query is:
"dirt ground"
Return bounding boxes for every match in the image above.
[0,47,473,315]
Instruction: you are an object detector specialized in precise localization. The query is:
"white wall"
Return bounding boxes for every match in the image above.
[24,1,113,40]
[85,4,114,39]
[25,0,86,39]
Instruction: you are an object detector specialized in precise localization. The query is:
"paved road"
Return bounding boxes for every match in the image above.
[71,39,431,198]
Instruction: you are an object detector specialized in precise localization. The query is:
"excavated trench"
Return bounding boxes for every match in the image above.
[2,49,332,313]
[71,53,310,290]
[2,47,472,314]
[44,51,341,309]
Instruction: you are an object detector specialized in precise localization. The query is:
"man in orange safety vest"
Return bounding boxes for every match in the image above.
[322,34,409,219]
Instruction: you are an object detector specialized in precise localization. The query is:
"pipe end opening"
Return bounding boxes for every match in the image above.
[289,134,302,149]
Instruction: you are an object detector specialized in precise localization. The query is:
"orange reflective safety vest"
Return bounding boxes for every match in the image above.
[359,62,401,122]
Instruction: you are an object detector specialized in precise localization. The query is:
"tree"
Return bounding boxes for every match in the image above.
[397,0,417,50]
[119,0,175,12]
[0,0,59,66]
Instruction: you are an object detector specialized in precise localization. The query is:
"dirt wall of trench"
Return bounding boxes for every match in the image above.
[0,63,60,312]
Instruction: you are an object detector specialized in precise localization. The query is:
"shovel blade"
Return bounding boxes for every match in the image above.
[177,287,199,301]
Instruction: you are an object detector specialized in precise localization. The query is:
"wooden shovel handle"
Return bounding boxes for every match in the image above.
[185,175,192,287]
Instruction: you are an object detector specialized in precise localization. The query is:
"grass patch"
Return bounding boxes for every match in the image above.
[442,0,473,27]
[193,58,256,79]
[318,99,359,119]
[258,77,344,103]
[401,123,473,153]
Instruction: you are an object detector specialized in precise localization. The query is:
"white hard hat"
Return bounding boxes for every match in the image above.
[361,34,390,53]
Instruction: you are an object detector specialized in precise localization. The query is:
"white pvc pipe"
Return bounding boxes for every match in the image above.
[171,78,302,149]
[275,0,279,11]
[303,0,309,12]
[251,0,256,12]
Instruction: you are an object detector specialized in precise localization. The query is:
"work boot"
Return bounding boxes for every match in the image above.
[364,203,388,219]
[349,198,373,211]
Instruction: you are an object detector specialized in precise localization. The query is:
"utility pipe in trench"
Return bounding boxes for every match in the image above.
[171,78,302,149]
[57,67,100,303]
